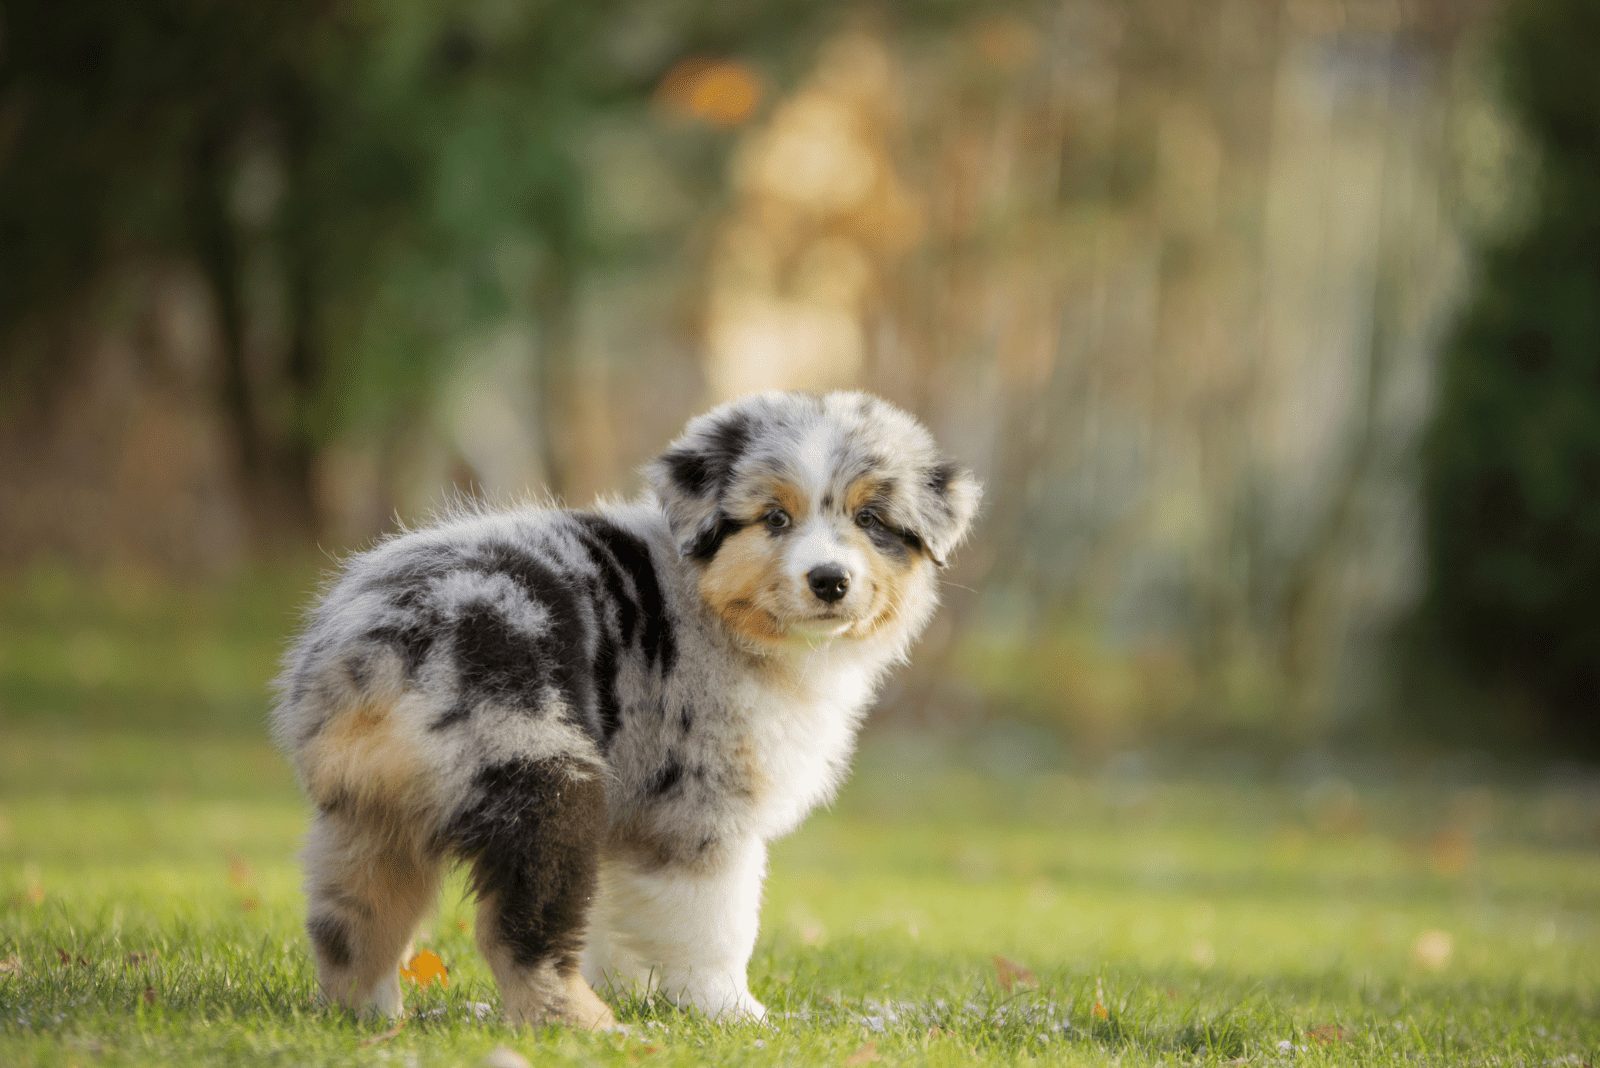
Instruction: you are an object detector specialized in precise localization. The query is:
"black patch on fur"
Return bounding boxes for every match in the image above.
[592,627,623,746]
[648,753,684,797]
[821,493,834,510]
[679,706,693,732]
[443,758,605,971]
[364,618,438,678]
[662,412,752,495]
[686,512,741,563]
[429,699,475,732]
[929,460,958,497]
[429,541,595,732]
[308,915,352,969]
[573,514,676,674]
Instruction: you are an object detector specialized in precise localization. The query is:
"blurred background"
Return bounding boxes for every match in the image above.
[3,0,1598,765]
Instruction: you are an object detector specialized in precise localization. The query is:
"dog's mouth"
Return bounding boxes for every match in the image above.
[782,613,857,641]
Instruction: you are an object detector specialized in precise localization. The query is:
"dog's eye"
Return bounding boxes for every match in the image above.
[855,509,881,530]
[764,509,791,531]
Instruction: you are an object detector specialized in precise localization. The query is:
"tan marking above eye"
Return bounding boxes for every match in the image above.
[844,477,889,515]
[744,479,806,522]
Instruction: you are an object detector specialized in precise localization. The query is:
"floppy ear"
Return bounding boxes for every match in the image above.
[644,409,754,560]
[910,460,982,568]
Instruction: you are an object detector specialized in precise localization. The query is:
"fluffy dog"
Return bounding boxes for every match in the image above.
[271,390,980,1027]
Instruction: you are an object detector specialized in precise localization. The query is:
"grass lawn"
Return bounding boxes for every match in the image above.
[2,568,1599,1065]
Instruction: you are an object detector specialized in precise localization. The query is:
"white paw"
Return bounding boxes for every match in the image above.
[703,990,767,1023]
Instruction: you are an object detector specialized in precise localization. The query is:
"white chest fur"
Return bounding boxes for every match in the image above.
[736,655,879,841]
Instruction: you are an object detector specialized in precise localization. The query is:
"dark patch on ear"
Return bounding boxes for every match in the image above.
[308,915,352,969]
[664,450,714,496]
[686,512,742,562]
[665,413,753,496]
[929,461,959,505]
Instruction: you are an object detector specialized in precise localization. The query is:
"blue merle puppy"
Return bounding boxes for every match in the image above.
[271,390,981,1028]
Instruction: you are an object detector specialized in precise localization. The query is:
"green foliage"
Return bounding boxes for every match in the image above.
[1418,0,1600,755]
[0,0,850,463]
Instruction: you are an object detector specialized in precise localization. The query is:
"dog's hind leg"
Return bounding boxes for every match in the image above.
[303,812,441,1019]
[445,755,616,1029]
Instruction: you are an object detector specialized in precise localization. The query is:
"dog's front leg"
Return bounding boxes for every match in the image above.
[589,835,768,1021]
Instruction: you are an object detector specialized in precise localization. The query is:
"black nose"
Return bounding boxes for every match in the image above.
[807,565,851,603]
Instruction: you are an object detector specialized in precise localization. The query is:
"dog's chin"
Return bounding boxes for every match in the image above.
[780,616,858,644]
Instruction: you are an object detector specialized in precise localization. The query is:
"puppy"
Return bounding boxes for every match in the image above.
[271,390,980,1027]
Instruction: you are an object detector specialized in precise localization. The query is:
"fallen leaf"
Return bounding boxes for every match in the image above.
[239,896,260,913]
[55,947,90,967]
[142,986,158,1007]
[399,949,449,988]
[1308,1024,1349,1045]
[124,951,157,967]
[359,1020,405,1046]
[1091,976,1110,1020]
[844,1041,881,1065]
[993,954,1037,992]
[0,955,21,976]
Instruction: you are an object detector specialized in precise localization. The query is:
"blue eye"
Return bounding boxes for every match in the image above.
[855,509,881,530]
[764,509,791,531]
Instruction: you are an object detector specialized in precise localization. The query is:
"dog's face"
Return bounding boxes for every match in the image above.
[648,391,981,649]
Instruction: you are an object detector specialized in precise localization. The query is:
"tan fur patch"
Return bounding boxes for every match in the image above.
[301,696,432,816]
[844,476,888,515]
[699,526,787,645]
[845,535,920,640]
[766,479,807,521]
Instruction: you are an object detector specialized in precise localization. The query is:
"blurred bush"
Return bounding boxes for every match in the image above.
[1417,0,1600,757]
[9,0,1595,758]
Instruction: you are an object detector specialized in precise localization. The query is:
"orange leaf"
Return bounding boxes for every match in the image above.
[1091,976,1110,1019]
[1308,1024,1350,1045]
[993,954,1037,992]
[399,949,449,988]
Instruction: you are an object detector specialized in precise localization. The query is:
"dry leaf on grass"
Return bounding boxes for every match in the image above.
[1091,976,1110,1020]
[844,1040,881,1065]
[400,949,448,988]
[1308,1024,1350,1044]
[993,954,1037,992]
[142,986,158,1007]
[55,948,90,967]
[0,955,21,976]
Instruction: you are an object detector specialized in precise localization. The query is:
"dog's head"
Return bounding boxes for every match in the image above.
[647,391,981,649]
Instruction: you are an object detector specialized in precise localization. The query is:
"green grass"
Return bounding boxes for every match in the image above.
[2,567,1599,1065]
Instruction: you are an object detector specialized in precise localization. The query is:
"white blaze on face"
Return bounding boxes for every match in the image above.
[781,423,865,633]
